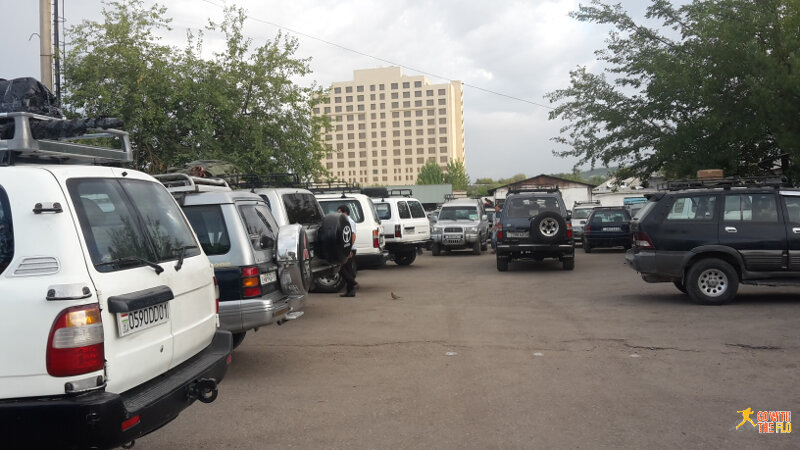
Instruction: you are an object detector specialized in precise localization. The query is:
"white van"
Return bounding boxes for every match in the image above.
[0,112,231,449]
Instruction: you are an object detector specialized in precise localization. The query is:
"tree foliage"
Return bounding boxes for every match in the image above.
[64,0,329,177]
[417,160,444,185]
[546,0,800,181]
[444,160,470,190]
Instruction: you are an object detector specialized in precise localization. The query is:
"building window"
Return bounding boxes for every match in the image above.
[416,148,424,154]
[357,85,364,92]
[428,138,436,144]
[403,101,410,108]
[391,92,399,99]
[416,138,424,145]
[414,101,422,107]
[403,82,410,88]
[345,96,352,102]
[402,92,410,99]
[393,140,400,146]
[438,99,446,105]
[357,95,364,101]
[379,84,385,90]
[428,128,435,135]
[379,93,385,100]
[438,89,446,95]
[391,102,399,108]
[416,129,423,136]
[405,157,412,164]
[357,105,365,111]
[439,118,447,124]
[348,143,355,149]
[394,159,401,165]
[394,149,401,156]
[440,156,448,162]
[439,108,446,114]
[440,146,448,153]
[415,81,422,88]
[417,157,424,164]
[359,142,366,148]
[334,87,341,94]
[415,91,422,97]
[326,162,333,169]
[370,85,375,91]
[427,109,435,116]
[391,83,398,89]
[335,97,341,103]
[405,148,413,155]
[428,147,436,154]
[346,86,352,93]
[324,106,331,113]
[393,131,400,137]
[439,127,447,133]
[439,137,448,143]
[337,162,344,168]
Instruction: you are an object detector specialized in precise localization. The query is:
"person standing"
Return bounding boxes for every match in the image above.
[337,204,358,297]
[491,204,501,253]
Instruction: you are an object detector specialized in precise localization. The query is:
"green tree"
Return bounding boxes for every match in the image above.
[64,0,329,178]
[546,0,800,181]
[417,160,444,184]
[444,160,470,190]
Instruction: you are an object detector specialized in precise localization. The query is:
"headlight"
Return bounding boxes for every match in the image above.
[466,226,478,233]
[432,227,443,234]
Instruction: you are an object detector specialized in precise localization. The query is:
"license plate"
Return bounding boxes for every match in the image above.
[117,302,169,337]
[507,232,529,238]
[260,271,277,285]
[604,227,622,232]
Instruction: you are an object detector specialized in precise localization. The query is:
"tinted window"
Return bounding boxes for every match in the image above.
[69,179,200,270]
[590,209,630,224]
[666,196,716,221]
[239,205,278,251]
[183,205,231,255]
[440,207,479,220]
[783,196,800,223]
[505,197,542,219]
[724,194,778,222]
[0,187,12,275]
[282,193,323,225]
[319,199,365,223]
[397,201,411,219]
[375,202,391,220]
[408,201,426,218]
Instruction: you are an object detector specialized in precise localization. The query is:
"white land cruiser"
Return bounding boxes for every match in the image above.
[0,112,231,450]
[372,190,431,266]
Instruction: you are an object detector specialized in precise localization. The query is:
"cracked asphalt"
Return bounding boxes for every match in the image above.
[141,250,799,449]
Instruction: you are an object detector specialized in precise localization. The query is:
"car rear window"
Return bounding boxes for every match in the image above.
[408,201,426,218]
[0,187,13,276]
[505,197,549,219]
[282,193,323,225]
[69,179,201,271]
[318,199,365,223]
[397,201,411,219]
[183,205,231,255]
[590,209,630,224]
[666,195,716,221]
[239,204,278,251]
[374,202,391,220]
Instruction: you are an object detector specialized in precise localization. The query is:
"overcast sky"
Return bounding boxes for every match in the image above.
[1,0,668,180]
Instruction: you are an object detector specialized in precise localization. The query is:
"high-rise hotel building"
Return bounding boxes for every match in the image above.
[314,67,465,186]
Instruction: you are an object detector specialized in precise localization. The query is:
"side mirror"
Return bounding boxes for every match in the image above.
[260,235,275,250]
[566,213,572,221]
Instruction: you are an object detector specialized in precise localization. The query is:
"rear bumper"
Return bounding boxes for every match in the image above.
[585,234,631,248]
[496,242,574,259]
[385,239,432,252]
[219,292,295,332]
[0,330,233,450]
[625,249,684,280]
[355,251,388,267]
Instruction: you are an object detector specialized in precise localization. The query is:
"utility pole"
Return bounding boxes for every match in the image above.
[53,0,61,104]
[39,0,53,89]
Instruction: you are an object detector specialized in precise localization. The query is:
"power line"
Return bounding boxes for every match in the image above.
[196,0,554,110]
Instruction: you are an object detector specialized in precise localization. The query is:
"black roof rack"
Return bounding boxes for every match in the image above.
[153,173,231,193]
[443,193,456,201]
[0,112,132,166]
[218,173,302,189]
[574,200,601,206]
[658,176,786,191]
[362,187,389,198]
[508,185,560,194]
[307,181,361,194]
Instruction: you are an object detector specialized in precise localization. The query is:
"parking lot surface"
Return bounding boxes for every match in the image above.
[141,250,799,449]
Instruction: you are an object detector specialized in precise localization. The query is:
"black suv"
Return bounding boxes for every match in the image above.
[626,178,800,305]
[495,188,575,271]
[583,207,632,252]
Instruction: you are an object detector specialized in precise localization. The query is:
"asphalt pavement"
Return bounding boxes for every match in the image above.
[140,249,799,449]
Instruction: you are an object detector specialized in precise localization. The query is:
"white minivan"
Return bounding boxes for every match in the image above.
[0,111,231,449]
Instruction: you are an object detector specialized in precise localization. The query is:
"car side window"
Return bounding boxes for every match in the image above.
[374,202,391,220]
[782,196,800,223]
[408,201,426,218]
[724,194,778,222]
[0,187,13,276]
[183,205,231,255]
[666,196,716,221]
[398,201,411,219]
[239,204,277,251]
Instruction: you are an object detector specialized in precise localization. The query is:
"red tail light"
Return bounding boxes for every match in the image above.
[566,222,573,239]
[47,304,105,377]
[394,224,402,238]
[634,231,654,249]
[373,229,380,248]
[213,276,219,314]
[496,223,503,239]
[585,225,591,235]
[242,266,261,298]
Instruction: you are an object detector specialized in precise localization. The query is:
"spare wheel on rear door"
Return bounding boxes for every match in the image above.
[317,213,353,265]
[530,211,566,243]
[276,224,312,296]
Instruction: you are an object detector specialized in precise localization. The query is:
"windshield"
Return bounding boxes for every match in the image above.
[439,206,479,221]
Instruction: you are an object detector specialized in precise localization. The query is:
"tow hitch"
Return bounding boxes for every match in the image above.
[187,378,218,404]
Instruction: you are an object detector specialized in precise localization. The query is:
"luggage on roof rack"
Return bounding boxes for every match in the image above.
[0,77,61,117]
[153,173,231,193]
[0,112,131,166]
[659,176,786,191]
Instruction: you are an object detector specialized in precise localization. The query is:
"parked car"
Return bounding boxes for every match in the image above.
[583,207,632,252]
[372,190,431,265]
[495,188,575,271]
[431,198,490,255]
[316,191,386,266]
[155,174,310,349]
[571,200,601,244]
[0,111,231,449]
[626,178,800,305]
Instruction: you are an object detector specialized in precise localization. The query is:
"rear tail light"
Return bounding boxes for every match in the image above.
[213,276,219,314]
[634,231,654,248]
[394,224,402,238]
[47,304,105,377]
[373,229,380,248]
[566,222,573,239]
[242,266,262,298]
[585,225,591,234]
[496,223,503,239]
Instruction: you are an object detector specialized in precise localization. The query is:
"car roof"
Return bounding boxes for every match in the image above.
[442,198,480,207]
[179,190,264,205]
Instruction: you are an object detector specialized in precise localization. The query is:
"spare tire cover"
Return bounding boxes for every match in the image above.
[317,213,353,265]
[276,224,312,296]
[529,211,567,243]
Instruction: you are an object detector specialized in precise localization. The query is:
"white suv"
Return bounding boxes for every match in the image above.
[0,112,231,449]
[372,190,431,265]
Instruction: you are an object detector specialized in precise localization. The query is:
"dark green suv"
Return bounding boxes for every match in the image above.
[495,189,575,271]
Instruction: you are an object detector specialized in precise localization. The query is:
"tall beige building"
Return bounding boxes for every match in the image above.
[314,67,465,186]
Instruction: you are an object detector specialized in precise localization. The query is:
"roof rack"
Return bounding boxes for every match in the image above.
[574,200,601,206]
[659,176,786,191]
[217,173,302,189]
[508,185,560,194]
[153,173,231,193]
[307,181,361,194]
[0,112,132,166]
[389,188,413,197]
[443,193,456,201]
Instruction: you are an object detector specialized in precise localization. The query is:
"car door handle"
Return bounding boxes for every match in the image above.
[793,227,800,234]
[725,226,737,233]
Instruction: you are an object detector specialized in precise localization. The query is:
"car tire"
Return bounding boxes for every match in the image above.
[686,258,739,305]
[317,213,354,265]
[583,240,592,253]
[673,279,687,294]
[472,239,481,255]
[312,272,346,293]
[232,332,246,349]
[530,211,566,243]
[562,258,575,270]
[432,243,441,256]
[496,255,509,272]
[480,236,488,251]
[394,250,417,266]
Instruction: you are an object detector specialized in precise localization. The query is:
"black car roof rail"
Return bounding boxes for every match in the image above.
[307,181,362,194]
[574,200,601,206]
[508,185,560,194]
[659,176,787,191]
[0,112,132,166]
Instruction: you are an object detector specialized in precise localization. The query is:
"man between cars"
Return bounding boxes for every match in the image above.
[337,205,359,297]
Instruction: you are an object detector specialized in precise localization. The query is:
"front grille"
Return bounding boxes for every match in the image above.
[444,227,461,233]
